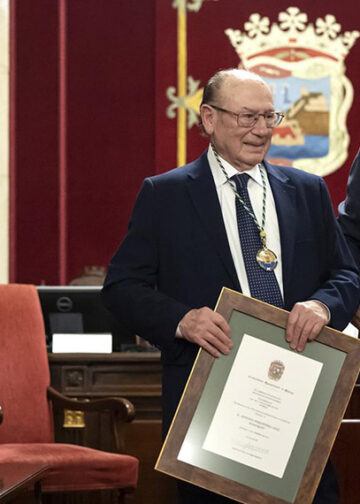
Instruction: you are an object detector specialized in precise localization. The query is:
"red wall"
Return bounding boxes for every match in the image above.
[10,0,360,284]
[11,0,60,284]
[155,0,360,189]
[11,0,155,284]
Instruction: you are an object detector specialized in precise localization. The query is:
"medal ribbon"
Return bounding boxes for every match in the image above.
[211,143,268,249]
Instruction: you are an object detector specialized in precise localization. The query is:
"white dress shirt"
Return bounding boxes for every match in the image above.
[207,145,284,298]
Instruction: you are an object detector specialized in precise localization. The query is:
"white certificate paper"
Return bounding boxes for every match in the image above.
[202,334,323,478]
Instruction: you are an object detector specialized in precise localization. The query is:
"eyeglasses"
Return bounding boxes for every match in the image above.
[208,104,284,128]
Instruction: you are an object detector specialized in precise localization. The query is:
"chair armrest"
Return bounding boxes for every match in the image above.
[47,386,136,452]
[352,306,360,331]
[47,386,135,422]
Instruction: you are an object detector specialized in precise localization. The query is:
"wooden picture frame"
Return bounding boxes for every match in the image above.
[155,288,360,504]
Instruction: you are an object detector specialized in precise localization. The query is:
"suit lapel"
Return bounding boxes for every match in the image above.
[184,155,297,299]
[186,153,240,290]
[265,161,297,307]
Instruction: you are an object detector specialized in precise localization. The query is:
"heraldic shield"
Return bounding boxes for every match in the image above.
[225,6,359,177]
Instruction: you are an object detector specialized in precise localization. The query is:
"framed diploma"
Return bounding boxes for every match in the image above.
[155,288,360,504]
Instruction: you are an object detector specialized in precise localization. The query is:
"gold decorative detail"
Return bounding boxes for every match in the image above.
[63,408,85,429]
[177,1,187,166]
[166,76,202,129]
[170,0,220,166]
[172,0,213,13]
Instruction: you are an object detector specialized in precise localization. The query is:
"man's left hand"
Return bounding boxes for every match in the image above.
[286,300,329,352]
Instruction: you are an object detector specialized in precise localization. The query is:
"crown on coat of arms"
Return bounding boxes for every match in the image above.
[226,6,359,65]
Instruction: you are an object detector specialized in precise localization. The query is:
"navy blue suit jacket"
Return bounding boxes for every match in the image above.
[338,148,360,268]
[102,152,359,433]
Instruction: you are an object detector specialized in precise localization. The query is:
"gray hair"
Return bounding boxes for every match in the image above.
[200,68,268,106]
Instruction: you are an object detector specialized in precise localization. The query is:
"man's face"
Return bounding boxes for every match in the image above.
[202,77,274,171]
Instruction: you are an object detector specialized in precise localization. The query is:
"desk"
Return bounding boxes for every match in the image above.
[0,463,48,503]
[48,352,176,504]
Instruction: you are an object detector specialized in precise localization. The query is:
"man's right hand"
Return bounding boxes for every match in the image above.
[177,307,232,358]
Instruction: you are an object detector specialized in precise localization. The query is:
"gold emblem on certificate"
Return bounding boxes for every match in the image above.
[268,360,285,381]
[256,248,278,271]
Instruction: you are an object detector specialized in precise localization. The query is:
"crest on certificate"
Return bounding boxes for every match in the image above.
[226,6,359,176]
[268,360,285,381]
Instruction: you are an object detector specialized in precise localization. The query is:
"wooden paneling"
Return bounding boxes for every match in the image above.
[331,385,360,504]
[48,352,177,504]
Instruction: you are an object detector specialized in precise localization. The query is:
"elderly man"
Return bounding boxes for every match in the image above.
[102,69,359,504]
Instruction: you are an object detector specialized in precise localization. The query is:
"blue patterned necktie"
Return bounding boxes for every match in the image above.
[233,173,283,308]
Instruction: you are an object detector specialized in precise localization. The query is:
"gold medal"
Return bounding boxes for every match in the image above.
[211,144,278,273]
[256,248,278,271]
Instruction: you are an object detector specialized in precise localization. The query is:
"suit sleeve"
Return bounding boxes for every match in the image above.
[310,177,360,330]
[338,148,360,268]
[101,178,191,351]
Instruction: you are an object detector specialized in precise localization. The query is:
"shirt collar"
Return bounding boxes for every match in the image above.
[207,145,263,188]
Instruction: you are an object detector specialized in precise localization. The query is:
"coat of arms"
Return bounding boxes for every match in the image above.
[226,7,359,176]
[268,360,285,381]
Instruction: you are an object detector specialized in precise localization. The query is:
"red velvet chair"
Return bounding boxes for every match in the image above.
[0,284,138,502]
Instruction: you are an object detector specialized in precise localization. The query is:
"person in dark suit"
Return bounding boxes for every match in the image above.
[102,69,359,504]
[338,147,360,328]
[338,146,360,267]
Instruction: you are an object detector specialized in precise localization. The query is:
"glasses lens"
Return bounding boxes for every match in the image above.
[237,114,256,127]
[237,112,283,128]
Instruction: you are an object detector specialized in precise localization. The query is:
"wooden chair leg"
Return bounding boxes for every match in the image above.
[34,481,43,503]
[115,489,128,504]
